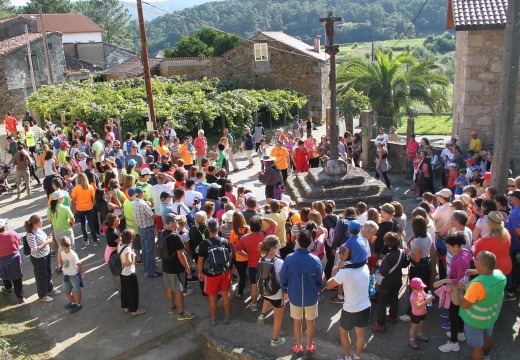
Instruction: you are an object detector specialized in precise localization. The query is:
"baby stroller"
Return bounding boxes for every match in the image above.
[0,162,14,194]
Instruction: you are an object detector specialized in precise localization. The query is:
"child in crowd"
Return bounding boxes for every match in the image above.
[454,169,468,196]
[412,153,421,195]
[59,236,83,314]
[236,186,246,210]
[408,277,433,349]
[447,163,458,193]
[259,138,268,170]
[421,192,436,215]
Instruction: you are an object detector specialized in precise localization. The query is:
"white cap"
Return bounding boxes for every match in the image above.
[436,188,453,198]
[0,218,7,228]
[140,168,152,176]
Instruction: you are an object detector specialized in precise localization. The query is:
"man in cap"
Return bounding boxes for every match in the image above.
[136,168,152,201]
[133,187,161,278]
[373,203,400,256]
[161,213,196,321]
[258,155,283,199]
[270,139,291,183]
[149,173,176,231]
[0,218,25,303]
[123,188,141,263]
[242,127,255,168]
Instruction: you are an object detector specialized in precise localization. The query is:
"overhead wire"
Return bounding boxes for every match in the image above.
[392,0,430,48]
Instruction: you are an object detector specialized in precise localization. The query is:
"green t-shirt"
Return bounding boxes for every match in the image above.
[215,150,226,172]
[47,204,74,234]
[92,141,104,162]
[123,199,138,233]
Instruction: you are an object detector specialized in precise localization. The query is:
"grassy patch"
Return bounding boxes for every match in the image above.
[337,38,427,62]
[0,296,51,359]
[396,114,453,135]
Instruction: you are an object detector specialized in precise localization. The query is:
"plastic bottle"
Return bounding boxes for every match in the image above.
[426,290,432,307]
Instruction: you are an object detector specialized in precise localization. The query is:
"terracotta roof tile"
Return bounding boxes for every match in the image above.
[20,13,104,34]
[0,32,42,56]
[451,0,508,30]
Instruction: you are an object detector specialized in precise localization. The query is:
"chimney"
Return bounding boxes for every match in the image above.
[313,36,321,53]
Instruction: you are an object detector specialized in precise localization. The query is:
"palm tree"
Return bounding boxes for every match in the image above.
[337,49,450,118]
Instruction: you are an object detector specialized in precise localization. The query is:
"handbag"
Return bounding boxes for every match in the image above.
[374,250,403,286]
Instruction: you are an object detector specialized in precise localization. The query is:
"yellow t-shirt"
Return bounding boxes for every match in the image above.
[270,147,290,170]
[71,185,95,212]
[469,138,482,153]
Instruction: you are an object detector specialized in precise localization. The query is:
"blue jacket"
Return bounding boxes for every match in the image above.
[280,249,322,307]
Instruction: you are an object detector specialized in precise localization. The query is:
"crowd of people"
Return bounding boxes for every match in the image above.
[1,112,519,360]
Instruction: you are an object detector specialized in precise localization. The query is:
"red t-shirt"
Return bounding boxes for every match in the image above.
[0,231,21,257]
[193,137,207,156]
[473,235,512,275]
[4,117,17,133]
[235,232,265,268]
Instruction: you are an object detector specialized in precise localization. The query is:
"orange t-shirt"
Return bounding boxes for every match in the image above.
[230,227,249,262]
[178,143,193,165]
[71,184,95,211]
[156,145,170,156]
[473,234,512,275]
[464,281,486,304]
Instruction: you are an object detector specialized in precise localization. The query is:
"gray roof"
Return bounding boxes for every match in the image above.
[451,0,508,30]
[258,31,329,61]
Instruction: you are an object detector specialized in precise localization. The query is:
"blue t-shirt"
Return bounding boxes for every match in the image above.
[505,207,520,250]
[109,149,125,169]
[194,181,208,200]
[345,234,368,264]
[161,203,175,226]
[454,176,467,195]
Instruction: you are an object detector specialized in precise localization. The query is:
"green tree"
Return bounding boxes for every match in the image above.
[338,88,371,131]
[165,36,211,57]
[21,0,74,13]
[337,49,450,118]
[165,29,243,57]
[0,0,14,19]
[75,0,132,47]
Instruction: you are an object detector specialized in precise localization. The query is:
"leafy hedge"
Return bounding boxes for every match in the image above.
[26,77,308,135]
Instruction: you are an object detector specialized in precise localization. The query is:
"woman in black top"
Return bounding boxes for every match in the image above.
[104,213,122,291]
[352,133,362,167]
[189,211,210,296]
[306,117,312,137]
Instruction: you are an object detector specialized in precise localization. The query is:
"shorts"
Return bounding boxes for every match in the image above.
[340,307,371,331]
[410,313,427,324]
[155,215,164,232]
[290,302,318,320]
[204,271,231,296]
[464,323,494,348]
[265,297,284,309]
[132,234,141,250]
[62,273,81,294]
[248,266,257,285]
[163,272,185,293]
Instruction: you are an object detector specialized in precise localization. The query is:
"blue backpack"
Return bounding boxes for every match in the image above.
[53,138,61,150]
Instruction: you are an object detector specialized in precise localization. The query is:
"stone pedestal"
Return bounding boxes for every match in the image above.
[285,165,392,209]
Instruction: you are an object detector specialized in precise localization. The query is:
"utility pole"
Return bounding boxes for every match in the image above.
[491,0,520,191]
[320,11,342,159]
[371,41,375,62]
[136,0,157,130]
[38,5,53,84]
[25,25,36,93]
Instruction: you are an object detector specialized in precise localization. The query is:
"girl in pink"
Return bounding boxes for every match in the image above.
[408,277,433,350]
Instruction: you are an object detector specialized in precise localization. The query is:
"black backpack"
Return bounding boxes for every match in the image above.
[256,257,280,297]
[22,235,31,256]
[155,231,176,260]
[203,238,231,276]
[108,246,128,276]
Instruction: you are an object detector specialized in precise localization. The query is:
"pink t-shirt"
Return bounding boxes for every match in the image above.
[193,137,207,156]
[0,231,21,257]
[410,290,427,316]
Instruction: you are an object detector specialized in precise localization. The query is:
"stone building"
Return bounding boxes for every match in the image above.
[447,0,520,172]
[0,29,65,118]
[158,31,331,123]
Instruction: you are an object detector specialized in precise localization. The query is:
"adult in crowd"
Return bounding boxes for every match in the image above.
[440,140,454,187]
[264,199,289,254]
[252,122,265,152]
[433,188,453,280]
[280,230,323,355]
[12,143,32,199]
[229,211,249,299]
[4,112,17,136]
[406,133,419,179]
[374,127,389,147]
[48,191,75,269]
[406,216,433,291]
[505,190,520,296]
[71,173,98,247]
[119,229,146,316]
[352,133,362,168]
[25,215,61,302]
[0,218,24,303]
[270,139,291,183]
[223,128,238,172]
[91,133,104,163]
[375,142,391,189]
[193,129,207,169]
[242,127,255,168]
[258,156,283,199]
[292,115,301,136]
[457,251,506,360]
[293,140,310,173]
[125,143,144,170]
[133,187,161,278]
[417,150,433,197]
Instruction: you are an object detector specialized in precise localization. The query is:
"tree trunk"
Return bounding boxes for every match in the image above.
[406,117,414,139]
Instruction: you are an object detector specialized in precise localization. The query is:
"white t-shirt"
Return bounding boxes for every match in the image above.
[61,250,80,276]
[185,189,203,207]
[263,257,284,300]
[78,160,88,171]
[357,212,368,226]
[149,183,175,215]
[475,217,490,238]
[44,158,56,176]
[334,265,371,313]
[119,243,135,276]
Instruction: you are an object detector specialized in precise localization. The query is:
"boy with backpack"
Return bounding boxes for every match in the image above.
[158,213,195,321]
[197,218,232,325]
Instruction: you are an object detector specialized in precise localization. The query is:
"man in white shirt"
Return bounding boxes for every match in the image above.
[149,173,176,231]
[78,152,88,171]
[440,140,454,186]
[359,221,379,259]
[374,127,389,147]
[184,179,203,207]
[326,264,371,360]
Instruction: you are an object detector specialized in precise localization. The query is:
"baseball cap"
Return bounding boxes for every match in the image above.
[145,141,153,147]
[436,188,452,198]
[410,278,427,290]
[134,187,144,195]
[51,191,65,201]
[127,188,136,197]
[165,213,180,225]
[471,165,481,172]
[160,191,172,201]
[60,141,69,148]
[244,193,255,200]
[508,178,515,186]
[140,168,152,176]
[128,159,137,167]
[0,218,8,228]
[482,172,492,180]
[348,220,361,234]
[161,154,169,160]
[448,162,457,168]
[465,158,475,165]
[510,190,520,199]
[208,183,221,189]
[445,139,452,145]
[380,203,395,215]
[471,130,478,136]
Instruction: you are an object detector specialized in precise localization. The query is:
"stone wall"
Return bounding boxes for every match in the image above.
[160,58,218,80]
[452,29,520,173]
[63,42,136,69]
[0,17,36,42]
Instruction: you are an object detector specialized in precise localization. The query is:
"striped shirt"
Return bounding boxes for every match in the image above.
[26,229,50,258]
[132,198,155,228]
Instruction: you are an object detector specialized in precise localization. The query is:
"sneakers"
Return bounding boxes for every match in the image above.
[416,334,429,342]
[64,302,76,309]
[270,337,286,348]
[183,288,194,297]
[331,295,344,304]
[439,308,449,318]
[93,241,99,247]
[292,345,303,355]
[399,314,411,322]
[504,291,517,301]
[257,313,265,325]
[440,321,451,329]
[41,296,54,302]
[168,305,177,315]
[409,339,419,350]
[250,302,258,312]
[70,304,83,313]
[211,317,218,326]
[49,289,62,296]
[84,241,90,246]
[439,341,460,352]
[224,314,231,325]
[447,331,466,341]
[177,311,195,321]
[372,323,385,333]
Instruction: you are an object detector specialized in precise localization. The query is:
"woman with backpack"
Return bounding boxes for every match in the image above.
[322,201,339,280]
[229,211,249,299]
[188,211,209,297]
[118,229,145,316]
[256,235,286,347]
[104,213,121,292]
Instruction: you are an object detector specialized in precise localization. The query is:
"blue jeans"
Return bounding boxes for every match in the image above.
[139,226,156,276]
[77,209,98,243]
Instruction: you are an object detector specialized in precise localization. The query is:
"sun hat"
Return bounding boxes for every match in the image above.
[460,194,471,206]
[0,218,8,228]
[436,188,452,198]
[410,278,427,290]
[105,156,116,165]
[51,191,65,201]
[222,210,235,224]
[380,203,395,215]
[486,211,504,230]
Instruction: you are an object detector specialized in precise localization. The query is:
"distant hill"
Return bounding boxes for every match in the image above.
[141,0,449,54]
[123,0,223,20]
